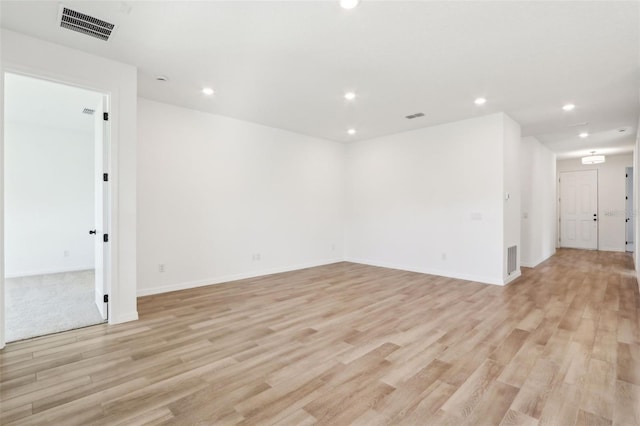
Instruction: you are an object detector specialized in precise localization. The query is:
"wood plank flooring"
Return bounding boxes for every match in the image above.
[1,248,639,425]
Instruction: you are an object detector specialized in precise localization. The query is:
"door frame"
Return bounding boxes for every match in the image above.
[1,67,114,348]
[558,169,599,250]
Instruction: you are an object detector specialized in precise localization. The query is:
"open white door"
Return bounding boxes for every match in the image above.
[626,167,634,252]
[559,170,598,250]
[93,96,109,320]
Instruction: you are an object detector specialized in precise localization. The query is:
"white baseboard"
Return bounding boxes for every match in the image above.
[598,246,626,253]
[345,257,506,286]
[5,265,94,279]
[137,258,343,297]
[110,311,138,324]
[521,251,555,268]
[503,270,522,285]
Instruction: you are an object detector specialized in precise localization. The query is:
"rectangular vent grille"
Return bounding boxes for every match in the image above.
[82,108,95,115]
[405,112,425,119]
[59,6,115,41]
[507,245,517,275]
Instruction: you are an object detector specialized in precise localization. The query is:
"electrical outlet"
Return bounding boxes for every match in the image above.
[331,243,336,251]
[158,263,165,273]
[64,250,70,257]
[252,253,261,261]
[441,253,447,261]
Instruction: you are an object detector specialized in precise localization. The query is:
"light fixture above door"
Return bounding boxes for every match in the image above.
[581,151,605,165]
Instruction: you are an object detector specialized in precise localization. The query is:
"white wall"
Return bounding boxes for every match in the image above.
[0,41,5,350]
[635,116,640,281]
[1,29,138,349]
[345,113,518,285]
[502,115,522,282]
[520,137,556,267]
[557,153,632,252]
[4,122,95,277]
[137,99,345,295]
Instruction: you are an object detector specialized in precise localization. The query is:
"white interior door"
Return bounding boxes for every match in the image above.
[626,167,634,252]
[93,96,109,320]
[560,170,598,250]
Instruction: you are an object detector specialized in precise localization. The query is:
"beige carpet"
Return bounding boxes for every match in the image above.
[5,270,105,342]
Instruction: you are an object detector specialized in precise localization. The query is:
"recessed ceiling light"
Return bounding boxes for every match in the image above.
[579,132,589,138]
[155,75,168,82]
[474,97,487,105]
[344,92,356,101]
[202,87,214,96]
[347,128,356,135]
[340,0,359,9]
[562,104,575,111]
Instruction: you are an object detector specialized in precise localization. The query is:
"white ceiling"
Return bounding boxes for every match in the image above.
[4,72,102,133]
[1,1,638,159]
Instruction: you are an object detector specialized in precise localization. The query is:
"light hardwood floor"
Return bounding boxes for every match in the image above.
[1,249,639,425]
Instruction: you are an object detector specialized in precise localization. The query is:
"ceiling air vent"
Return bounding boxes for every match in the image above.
[82,108,95,115]
[58,6,115,41]
[568,121,589,128]
[406,112,425,120]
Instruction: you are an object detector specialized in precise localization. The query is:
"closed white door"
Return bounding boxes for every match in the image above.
[560,170,598,250]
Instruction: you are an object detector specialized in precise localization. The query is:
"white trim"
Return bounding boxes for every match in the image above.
[521,251,555,268]
[137,259,343,297]
[503,270,522,285]
[5,266,94,279]
[344,257,506,286]
[598,247,627,253]
[110,311,138,324]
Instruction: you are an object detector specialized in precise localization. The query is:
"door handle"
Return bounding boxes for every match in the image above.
[89,229,97,235]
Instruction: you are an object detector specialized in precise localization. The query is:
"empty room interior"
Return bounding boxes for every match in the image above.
[0,1,639,425]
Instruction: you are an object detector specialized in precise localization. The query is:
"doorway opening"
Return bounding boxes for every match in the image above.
[3,73,110,342]
[559,170,598,250]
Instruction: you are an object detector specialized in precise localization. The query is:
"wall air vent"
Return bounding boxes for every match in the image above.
[507,245,517,275]
[405,112,425,119]
[58,5,115,41]
[82,108,95,115]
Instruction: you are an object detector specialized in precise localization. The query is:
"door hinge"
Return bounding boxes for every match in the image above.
[103,234,109,243]
[103,294,109,303]
[626,196,628,200]
[103,112,109,121]
[626,174,628,178]
[103,173,109,182]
